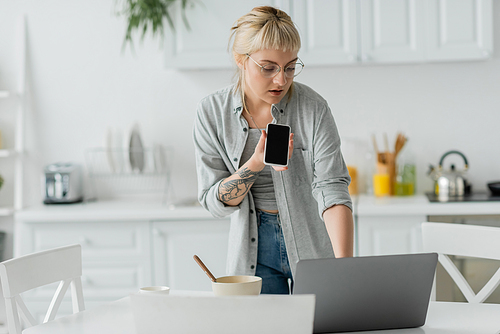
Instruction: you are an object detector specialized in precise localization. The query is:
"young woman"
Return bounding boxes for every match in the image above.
[193,6,353,294]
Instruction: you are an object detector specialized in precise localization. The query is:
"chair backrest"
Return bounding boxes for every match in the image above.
[0,244,85,334]
[421,222,500,303]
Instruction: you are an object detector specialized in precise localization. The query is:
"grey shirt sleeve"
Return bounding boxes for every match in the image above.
[193,101,239,218]
[311,104,352,218]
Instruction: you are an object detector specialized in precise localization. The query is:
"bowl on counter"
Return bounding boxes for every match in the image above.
[488,181,500,196]
[212,275,262,296]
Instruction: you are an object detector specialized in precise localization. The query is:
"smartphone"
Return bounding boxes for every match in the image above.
[264,123,291,167]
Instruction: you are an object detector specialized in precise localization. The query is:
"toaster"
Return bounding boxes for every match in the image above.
[43,163,84,204]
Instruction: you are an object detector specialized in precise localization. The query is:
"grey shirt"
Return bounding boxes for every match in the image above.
[240,129,277,211]
[193,82,352,278]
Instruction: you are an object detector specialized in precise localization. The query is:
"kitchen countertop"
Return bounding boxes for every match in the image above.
[15,194,500,223]
[14,199,215,222]
[355,194,500,216]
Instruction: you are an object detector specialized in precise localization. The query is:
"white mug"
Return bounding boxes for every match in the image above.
[139,286,170,294]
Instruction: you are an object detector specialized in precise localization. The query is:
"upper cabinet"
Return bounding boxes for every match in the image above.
[294,0,425,65]
[164,0,279,69]
[358,0,425,64]
[425,0,493,61]
[164,0,493,69]
[292,0,358,65]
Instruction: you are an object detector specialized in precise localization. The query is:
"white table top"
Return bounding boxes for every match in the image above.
[22,297,500,334]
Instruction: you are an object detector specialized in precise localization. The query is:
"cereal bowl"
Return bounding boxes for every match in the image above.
[212,275,262,296]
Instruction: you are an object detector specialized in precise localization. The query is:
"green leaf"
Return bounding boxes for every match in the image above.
[117,0,202,49]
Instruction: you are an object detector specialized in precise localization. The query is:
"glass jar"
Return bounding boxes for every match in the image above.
[394,144,416,196]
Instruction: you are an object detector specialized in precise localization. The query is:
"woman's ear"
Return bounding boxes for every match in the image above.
[235,55,245,70]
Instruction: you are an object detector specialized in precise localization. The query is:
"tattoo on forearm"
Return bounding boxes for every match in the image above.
[219,167,260,202]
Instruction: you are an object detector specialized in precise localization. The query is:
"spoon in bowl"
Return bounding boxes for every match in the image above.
[193,255,217,282]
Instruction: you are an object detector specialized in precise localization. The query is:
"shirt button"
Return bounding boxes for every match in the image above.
[243,128,247,132]
[250,209,254,214]
[251,238,256,242]
[250,265,255,269]
[233,158,238,162]
[280,109,284,113]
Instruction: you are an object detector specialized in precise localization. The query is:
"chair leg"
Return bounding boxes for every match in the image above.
[431,275,437,301]
[71,277,85,312]
[44,279,71,323]
[5,297,22,334]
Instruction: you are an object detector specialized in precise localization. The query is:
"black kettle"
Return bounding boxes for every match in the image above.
[428,151,471,198]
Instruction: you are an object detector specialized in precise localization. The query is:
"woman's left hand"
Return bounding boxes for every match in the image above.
[273,133,294,171]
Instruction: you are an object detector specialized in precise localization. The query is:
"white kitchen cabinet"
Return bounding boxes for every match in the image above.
[16,221,153,292]
[356,214,426,256]
[294,0,425,65]
[425,0,493,61]
[165,0,279,69]
[151,219,230,291]
[359,0,425,63]
[13,204,231,317]
[14,219,152,318]
[354,194,500,257]
[292,0,358,65]
[164,0,492,69]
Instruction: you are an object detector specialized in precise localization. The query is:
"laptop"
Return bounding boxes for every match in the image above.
[131,293,316,334]
[293,253,438,333]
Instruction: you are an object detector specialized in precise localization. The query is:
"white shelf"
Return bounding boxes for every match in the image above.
[0,207,14,217]
[1,16,27,213]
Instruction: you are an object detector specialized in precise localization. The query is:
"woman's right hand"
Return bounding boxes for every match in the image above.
[252,130,294,171]
[218,131,266,206]
[250,130,267,168]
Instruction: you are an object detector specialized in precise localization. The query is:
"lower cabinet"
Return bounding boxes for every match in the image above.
[151,219,230,291]
[14,216,230,317]
[356,215,427,256]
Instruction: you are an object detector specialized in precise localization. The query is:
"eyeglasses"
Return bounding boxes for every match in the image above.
[246,54,304,79]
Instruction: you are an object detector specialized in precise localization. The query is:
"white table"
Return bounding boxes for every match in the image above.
[22,297,500,334]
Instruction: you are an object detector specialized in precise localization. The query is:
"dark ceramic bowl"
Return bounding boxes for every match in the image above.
[487,181,500,196]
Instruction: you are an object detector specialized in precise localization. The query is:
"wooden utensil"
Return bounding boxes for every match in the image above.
[383,133,390,152]
[193,255,217,282]
[394,133,407,157]
[371,134,379,158]
[372,134,386,164]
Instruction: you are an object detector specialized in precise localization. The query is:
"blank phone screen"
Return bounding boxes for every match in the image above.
[264,124,290,166]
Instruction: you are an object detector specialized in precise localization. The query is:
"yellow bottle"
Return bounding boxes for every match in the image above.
[373,173,390,197]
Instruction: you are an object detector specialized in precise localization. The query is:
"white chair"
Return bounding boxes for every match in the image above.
[0,244,85,334]
[421,222,500,303]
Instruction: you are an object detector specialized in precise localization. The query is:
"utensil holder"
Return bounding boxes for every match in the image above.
[376,152,396,196]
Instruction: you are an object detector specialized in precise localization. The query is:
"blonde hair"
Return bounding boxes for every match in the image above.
[229,6,301,110]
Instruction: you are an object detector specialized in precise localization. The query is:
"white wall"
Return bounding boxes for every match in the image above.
[0,1,499,210]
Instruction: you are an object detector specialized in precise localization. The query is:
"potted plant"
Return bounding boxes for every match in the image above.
[116,0,200,49]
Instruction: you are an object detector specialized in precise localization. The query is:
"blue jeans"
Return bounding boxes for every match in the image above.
[255,210,293,294]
